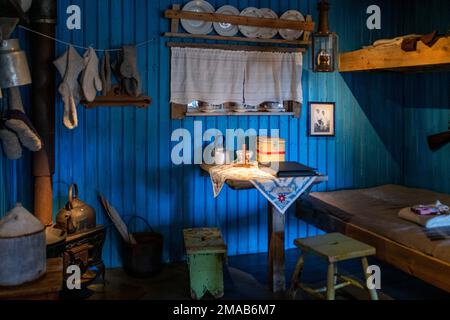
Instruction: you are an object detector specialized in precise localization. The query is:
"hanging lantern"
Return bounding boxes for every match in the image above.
[312,0,338,72]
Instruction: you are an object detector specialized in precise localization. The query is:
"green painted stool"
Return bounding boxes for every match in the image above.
[183,228,227,300]
[289,233,378,300]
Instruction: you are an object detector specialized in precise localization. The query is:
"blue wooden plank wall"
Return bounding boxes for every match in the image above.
[401,0,450,194]
[2,0,446,268]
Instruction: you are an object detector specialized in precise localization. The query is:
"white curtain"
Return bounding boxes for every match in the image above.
[170,47,303,106]
[170,47,246,105]
[244,51,303,106]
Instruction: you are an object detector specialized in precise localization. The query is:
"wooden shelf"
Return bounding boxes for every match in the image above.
[339,36,450,72]
[164,32,311,48]
[165,8,315,32]
[164,4,313,50]
[186,112,295,117]
[166,41,306,53]
[81,85,152,109]
[171,103,301,120]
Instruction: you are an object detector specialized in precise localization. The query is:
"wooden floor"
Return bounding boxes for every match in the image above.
[83,249,449,300]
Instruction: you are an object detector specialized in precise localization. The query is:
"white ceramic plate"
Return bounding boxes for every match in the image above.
[258,8,278,39]
[214,5,240,37]
[279,10,305,40]
[181,0,215,35]
[239,7,263,38]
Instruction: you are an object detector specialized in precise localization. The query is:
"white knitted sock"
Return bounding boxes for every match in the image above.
[54,46,85,130]
[0,125,22,160]
[5,87,42,152]
[81,47,102,102]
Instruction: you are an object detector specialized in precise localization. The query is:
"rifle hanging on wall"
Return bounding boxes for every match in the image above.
[428,121,450,151]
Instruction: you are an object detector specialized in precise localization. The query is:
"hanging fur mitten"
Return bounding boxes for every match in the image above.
[100,52,112,96]
[81,47,102,102]
[4,87,42,152]
[54,46,85,130]
[0,120,22,160]
[119,46,141,97]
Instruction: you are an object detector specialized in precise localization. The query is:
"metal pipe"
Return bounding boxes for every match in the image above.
[30,0,56,225]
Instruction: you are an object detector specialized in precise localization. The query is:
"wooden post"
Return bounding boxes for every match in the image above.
[170,4,181,33]
[268,204,286,293]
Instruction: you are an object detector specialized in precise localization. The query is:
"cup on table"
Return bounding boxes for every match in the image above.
[236,150,254,164]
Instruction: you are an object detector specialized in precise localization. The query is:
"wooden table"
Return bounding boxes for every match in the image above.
[201,164,327,293]
[0,258,63,300]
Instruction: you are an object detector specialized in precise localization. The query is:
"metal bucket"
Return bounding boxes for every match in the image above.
[0,204,46,286]
[0,39,32,88]
[122,216,163,277]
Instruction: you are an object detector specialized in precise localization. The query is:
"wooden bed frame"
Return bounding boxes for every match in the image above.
[297,201,450,293]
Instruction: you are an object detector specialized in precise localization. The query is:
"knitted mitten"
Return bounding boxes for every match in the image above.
[120,46,141,97]
[81,47,102,102]
[4,87,42,152]
[54,46,85,130]
[100,52,112,96]
[0,120,22,160]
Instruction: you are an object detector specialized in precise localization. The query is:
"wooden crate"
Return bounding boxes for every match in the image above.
[257,137,286,163]
[183,228,227,300]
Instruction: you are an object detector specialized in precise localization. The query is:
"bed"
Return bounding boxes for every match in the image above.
[297,185,450,293]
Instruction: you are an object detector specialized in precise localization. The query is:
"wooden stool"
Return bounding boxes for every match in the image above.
[289,233,378,300]
[183,228,227,300]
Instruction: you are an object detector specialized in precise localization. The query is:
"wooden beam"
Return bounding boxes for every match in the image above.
[165,9,315,32]
[339,36,450,72]
[164,32,311,47]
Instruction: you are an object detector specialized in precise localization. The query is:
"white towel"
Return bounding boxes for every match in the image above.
[398,207,450,229]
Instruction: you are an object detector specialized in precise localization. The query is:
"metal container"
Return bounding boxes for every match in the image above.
[0,203,46,286]
[0,39,32,88]
[56,184,96,235]
[122,217,163,277]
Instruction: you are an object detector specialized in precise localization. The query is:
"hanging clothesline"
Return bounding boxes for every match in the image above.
[18,25,156,52]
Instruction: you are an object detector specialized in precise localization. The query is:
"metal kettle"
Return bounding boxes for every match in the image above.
[56,184,96,235]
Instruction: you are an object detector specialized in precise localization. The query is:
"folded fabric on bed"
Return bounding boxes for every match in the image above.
[399,207,450,229]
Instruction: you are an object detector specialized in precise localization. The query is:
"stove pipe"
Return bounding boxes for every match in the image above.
[29,0,56,226]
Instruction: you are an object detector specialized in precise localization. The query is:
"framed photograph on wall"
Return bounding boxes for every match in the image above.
[308,102,336,137]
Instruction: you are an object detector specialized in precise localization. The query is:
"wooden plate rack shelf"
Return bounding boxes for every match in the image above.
[165,5,313,119]
[164,4,314,49]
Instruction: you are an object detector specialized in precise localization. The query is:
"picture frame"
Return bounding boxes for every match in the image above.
[308,102,336,137]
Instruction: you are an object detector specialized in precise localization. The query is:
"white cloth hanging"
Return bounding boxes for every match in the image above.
[170,48,303,106]
[243,51,303,106]
[170,47,246,105]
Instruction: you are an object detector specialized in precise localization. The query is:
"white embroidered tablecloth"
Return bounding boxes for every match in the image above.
[208,164,317,214]
[250,177,316,214]
[209,164,275,197]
